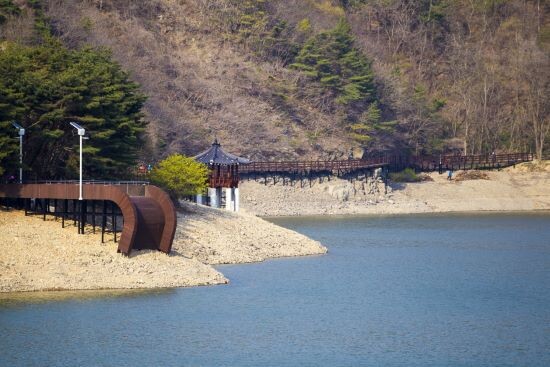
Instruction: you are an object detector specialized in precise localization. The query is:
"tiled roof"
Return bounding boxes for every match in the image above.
[193,140,250,165]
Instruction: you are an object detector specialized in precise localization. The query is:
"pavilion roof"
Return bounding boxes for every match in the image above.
[193,139,250,166]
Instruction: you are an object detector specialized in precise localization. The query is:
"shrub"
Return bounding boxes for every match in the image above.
[149,154,209,200]
[389,168,422,182]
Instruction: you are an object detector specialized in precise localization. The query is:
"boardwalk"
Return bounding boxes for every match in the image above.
[238,152,533,177]
[0,182,176,255]
[239,156,388,176]
[393,152,534,172]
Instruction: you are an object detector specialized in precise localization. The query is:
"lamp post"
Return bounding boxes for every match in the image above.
[70,122,85,200]
[11,122,25,184]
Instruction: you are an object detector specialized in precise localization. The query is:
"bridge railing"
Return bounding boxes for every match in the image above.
[239,156,389,174]
[400,152,534,171]
[27,180,150,185]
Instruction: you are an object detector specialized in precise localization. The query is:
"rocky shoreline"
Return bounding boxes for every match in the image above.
[240,162,550,216]
[1,161,548,294]
[0,203,326,293]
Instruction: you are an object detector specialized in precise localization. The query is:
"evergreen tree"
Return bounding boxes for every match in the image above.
[350,102,397,144]
[291,19,375,107]
[0,0,20,25]
[0,41,147,180]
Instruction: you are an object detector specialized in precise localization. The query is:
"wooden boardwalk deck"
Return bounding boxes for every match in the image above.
[392,152,534,172]
[0,182,176,255]
[239,156,389,176]
[238,152,533,177]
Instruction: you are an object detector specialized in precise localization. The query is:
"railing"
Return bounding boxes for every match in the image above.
[208,175,238,188]
[394,152,534,171]
[22,180,150,185]
[237,152,533,176]
[239,156,389,174]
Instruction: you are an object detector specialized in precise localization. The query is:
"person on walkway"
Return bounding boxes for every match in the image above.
[447,169,453,180]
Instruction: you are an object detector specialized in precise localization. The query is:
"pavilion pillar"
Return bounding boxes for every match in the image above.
[208,187,220,208]
[196,193,205,205]
[225,187,234,211]
[234,188,240,212]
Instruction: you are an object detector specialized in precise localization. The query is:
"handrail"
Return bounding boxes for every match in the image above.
[22,180,150,185]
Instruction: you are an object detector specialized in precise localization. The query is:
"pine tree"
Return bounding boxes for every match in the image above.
[350,102,397,145]
[0,41,147,180]
[0,0,20,25]
[291,19,375,107]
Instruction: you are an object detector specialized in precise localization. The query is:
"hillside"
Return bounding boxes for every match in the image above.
[1,0,549,163]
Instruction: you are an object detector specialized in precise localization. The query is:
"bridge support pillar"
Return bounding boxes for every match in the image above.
[209,187,220,208]
[225,188,234,211]
[196,194,205,205]
[234,188,240,212]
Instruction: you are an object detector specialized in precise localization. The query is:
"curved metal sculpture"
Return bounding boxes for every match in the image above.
[0,183,176,255]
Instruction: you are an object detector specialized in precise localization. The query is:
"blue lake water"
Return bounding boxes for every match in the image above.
[1,212,549,366]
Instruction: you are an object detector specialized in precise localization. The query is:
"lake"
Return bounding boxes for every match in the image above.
[1,212,549,366]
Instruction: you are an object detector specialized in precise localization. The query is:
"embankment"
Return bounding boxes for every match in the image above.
[240,161,550,216]
[0,203,326,293]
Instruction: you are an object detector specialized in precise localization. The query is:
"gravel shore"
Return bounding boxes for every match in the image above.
[240,162,550,216]
[0,203,326,293]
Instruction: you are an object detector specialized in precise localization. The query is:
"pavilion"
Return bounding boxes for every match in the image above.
[193,139,250,211]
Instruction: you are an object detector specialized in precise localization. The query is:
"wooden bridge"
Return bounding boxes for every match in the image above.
[0,182,177,255]
[239,156,388,176]
[238,152,533,177]
[391,152,534,172]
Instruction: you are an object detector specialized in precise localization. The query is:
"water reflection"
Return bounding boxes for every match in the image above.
[0,288,176,308]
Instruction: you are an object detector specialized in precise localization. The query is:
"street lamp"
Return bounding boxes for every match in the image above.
[11,122,25,184]
[70,122,85,200]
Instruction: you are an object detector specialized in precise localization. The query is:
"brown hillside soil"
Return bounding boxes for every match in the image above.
[42,0,353,161]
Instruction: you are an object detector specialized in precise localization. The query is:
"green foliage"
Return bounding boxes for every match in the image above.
[231,0,298,63]
[149,154,209,200]
[419,0,449,25]
[0,41,147,179]
[297,18,311,33]
[350,102,397,144]
[538,24,550,51]
[0,0,19,25]
[291,19,375,106]
[389,168,421,182]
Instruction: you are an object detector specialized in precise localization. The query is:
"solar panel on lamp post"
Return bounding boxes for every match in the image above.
[11,122,25,184]
[70,122,85,200]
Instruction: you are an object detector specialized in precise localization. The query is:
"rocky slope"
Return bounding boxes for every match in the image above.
[0,203,326,293]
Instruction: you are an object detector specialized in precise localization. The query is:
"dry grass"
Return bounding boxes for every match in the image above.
[454,170,490,181]
[506,160,550,173]
[42,0,353,161]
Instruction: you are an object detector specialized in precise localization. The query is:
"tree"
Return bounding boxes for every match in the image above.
[350,101,397,147]
[291,19,375,109]
[0,41,147,179]
[0,0,20,25]
[149,154,209,200]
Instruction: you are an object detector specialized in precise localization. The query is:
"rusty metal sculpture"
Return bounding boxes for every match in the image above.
[0,183,176,255]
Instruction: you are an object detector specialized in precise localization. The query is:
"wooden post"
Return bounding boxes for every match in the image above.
[73,200,77,226]
[80,200,86,234]
[101,200,106,243]
[62,199,67,228]
[112,202,117,243]
[92,201,96,234]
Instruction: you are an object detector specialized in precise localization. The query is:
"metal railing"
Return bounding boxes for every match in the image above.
[24,179,150,185]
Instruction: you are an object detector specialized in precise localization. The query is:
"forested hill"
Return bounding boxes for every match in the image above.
[1,0,549,166]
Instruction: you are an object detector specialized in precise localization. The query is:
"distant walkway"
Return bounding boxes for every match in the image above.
[239,156,388,176]
[394,152,534,172]
[0,182,176,255]
[238,152,533,178]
